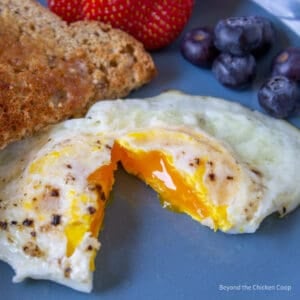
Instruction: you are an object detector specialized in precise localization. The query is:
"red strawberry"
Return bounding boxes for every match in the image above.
[82,0,133,30]
[131,0,194,50]
[82,0,194,50]
[48,0,194,50]
[48,0,84,23]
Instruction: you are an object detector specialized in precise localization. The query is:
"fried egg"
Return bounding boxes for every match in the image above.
[0,124,116,292]
[0,91,299,291]
[87,91,300,233]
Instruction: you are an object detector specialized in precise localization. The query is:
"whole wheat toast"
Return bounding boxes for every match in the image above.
[0,0,156,149]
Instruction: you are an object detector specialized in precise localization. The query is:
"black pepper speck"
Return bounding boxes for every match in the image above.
[88,206,96,214]
[51,214,61,226]
[50,189,60,197]
[100,192,106,201]
[23,218,34,227]
[86,245,93,251]
[0,221,8,230]
[208,173,216,181]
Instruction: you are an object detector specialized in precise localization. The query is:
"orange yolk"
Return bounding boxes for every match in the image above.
[111,142,231,231]
[65,132,232,269]
[88,162,116,270]
[87,162,116,238]
[64,162,116,270]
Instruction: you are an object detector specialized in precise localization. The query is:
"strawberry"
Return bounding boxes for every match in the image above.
[82,0,194,50]
[82,0,133,30]
[131,0,194,50]
[48,0,84,23]
[48,0,194,50]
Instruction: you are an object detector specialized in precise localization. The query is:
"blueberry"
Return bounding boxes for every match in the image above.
[272,47,300,81]
[212,53,256,88]
[214,16,274,56]
[258,76,299,118]
[180,27,219,67]
[254,16,274,55]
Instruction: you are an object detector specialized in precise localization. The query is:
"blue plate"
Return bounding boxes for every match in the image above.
[2,1,300,299]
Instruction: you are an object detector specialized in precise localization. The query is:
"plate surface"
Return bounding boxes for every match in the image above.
[2,1,300,299]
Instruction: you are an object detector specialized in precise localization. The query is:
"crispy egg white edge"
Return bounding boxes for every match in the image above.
[84,90,300,233]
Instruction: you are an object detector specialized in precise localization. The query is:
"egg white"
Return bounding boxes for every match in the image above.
[86,90,300,233]
[0,90,299,292]
[0,121,114,292]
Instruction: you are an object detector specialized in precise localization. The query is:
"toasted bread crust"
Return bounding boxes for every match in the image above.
[0,0,156,149]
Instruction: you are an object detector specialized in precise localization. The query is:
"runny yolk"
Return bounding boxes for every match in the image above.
[64,162,116,271]
[65,131,232,268]
[88,162,116,270]
[111,142,231,231]
[88,163,116,238]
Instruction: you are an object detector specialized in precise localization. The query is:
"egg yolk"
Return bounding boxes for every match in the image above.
[88,163,116,237]
[38,129,236,273]
[69,130,232,261]
[64,162,116,270]
[27,130,232,272]
[110,134,231,232]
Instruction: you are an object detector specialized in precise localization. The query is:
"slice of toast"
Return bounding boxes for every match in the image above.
[0,0,156,149]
